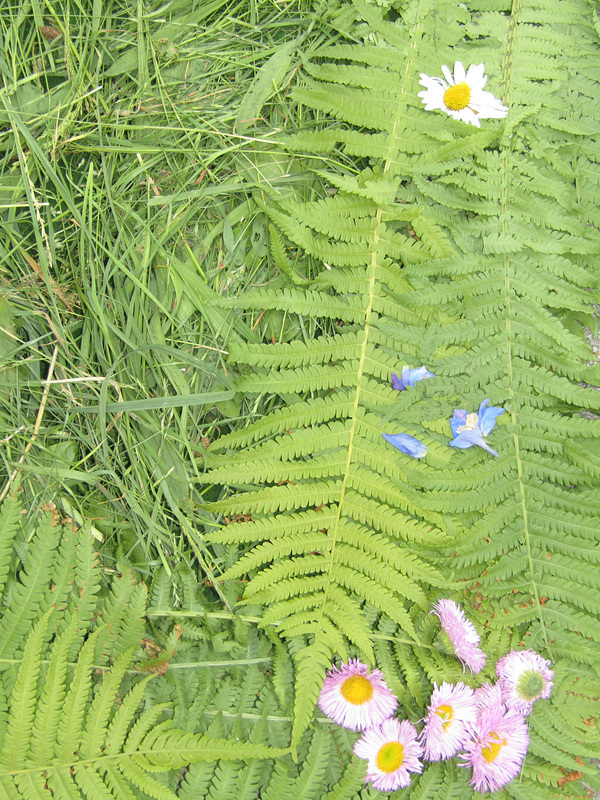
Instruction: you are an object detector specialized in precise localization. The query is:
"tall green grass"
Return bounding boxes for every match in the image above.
[0,0,336,577]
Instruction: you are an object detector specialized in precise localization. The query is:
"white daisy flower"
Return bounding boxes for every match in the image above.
[418,62,508,127]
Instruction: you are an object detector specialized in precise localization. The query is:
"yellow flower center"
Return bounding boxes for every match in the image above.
[376,741,404,773]
[435,703,454,731]
[340,675,374,705]
[481,732,507,764]
[458,412,479,433]
[443,81,472,111]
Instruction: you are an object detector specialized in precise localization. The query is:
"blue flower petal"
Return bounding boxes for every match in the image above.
[449,400,503,457]
[477,399,491,416]
[382,432,428,459]
[391,366,434,391]
[450,409,468,438]
[451,429,499,457]
[405,366,435,386]
[478,440,499,457]
[478,400,505,436]
[450,429,484,449]
[391,372,407,391]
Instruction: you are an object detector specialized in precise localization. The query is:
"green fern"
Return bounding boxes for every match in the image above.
[0,497,286,799]
[199,0,600,793]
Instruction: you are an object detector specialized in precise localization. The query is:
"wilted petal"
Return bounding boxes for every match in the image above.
[476,440,499,457]
[432,599,487,674]
[383,432,428,459]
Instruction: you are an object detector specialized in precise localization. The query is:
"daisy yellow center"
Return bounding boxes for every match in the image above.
[376,741,404,773]
[481,732,507,764]
[517,669,544,701]
[340,675,374,705]
[435,703,454,731]
[443,81,472,111]
[458,412,479,433]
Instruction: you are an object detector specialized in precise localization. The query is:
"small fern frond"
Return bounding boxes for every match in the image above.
[55,626,105,764]
[0,499,288,799]
[80,647,136,759]
[29,616,78,767]
[0,510,59,662]
[0,494,20,597]
[0,609,52,771]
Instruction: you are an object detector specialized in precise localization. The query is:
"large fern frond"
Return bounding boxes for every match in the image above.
[199,0,600,792]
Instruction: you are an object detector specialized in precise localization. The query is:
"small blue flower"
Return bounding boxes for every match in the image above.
[391,366,435,392]
[449,399,505,457]
[382,432,428,459]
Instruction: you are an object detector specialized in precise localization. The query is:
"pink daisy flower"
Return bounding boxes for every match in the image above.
[474,682,504,716]
[496,649,553,715]
[460,704,529,792]
[422,682,478,761]
[318,659,398,730]
[431,599,487,674]
[354,718,423,791]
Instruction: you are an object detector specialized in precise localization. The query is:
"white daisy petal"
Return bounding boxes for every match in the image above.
[470,90,509,117]
[418,76,446,93]
[457,109,481,127]
[418,85,447,110]
[453,61,466,83]
[418,62,508,126]
[441,64,454,85]
[465,63,486,89]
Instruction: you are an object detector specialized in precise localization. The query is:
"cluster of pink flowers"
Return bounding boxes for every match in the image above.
[318,599,553,793]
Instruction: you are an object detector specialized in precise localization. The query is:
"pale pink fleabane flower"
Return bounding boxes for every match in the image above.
[422,682,478,761]
[474,682,504,716]
[496,649,553,715]
[318,658,398,731]
[460,704,529,792]
[432,599,487,674]
[354,717,423,791]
